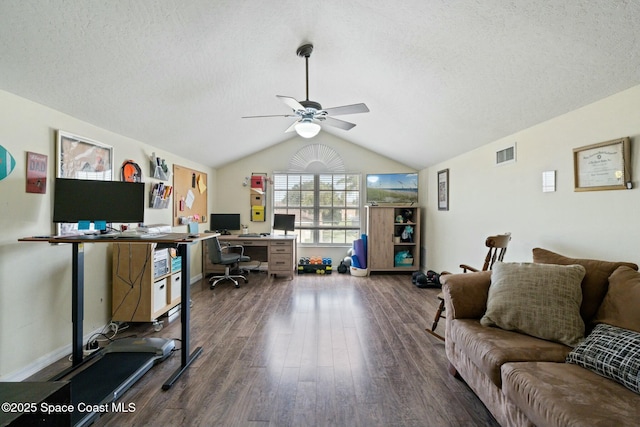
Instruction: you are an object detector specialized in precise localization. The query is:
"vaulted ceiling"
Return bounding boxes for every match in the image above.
[2,1,640,170]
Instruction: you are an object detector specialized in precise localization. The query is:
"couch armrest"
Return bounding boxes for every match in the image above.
[441,270,492,319]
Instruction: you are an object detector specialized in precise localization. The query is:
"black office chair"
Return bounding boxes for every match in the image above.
[207,235,250,289]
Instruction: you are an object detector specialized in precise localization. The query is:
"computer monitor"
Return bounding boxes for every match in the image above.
[53,178,145,227]
[210,213,241,235]
[273,214,295,235]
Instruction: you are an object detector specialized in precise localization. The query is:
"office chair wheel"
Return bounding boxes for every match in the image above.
[235,283,240,288]
[209,284,216,290]
[152,320,164,332]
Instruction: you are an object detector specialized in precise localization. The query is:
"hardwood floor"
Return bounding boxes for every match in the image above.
[37,272,498,426]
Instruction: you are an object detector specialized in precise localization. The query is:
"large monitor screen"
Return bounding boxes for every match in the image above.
[366,173,418,204]
[273,213,295,234]
[53,178,145,223]
[210,213,241,234]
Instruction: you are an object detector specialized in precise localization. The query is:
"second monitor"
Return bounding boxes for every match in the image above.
[273,213,295,235]
[210,213,241,235]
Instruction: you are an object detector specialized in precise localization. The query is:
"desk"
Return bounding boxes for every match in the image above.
[203,234,297,279]
[19,233,216,390]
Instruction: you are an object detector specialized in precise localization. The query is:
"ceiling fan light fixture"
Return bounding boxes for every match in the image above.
[295,120,321,138]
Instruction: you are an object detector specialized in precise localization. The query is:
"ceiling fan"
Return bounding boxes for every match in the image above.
[242,43,369,138]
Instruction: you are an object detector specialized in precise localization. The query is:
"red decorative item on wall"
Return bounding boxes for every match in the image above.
[26,151,47,194]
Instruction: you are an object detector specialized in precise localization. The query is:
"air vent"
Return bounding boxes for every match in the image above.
[496,143,516,166]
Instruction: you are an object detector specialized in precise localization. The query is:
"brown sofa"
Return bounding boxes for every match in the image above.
[441,248,640,426]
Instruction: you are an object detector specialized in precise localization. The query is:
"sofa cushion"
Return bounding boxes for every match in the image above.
[450,318,571,387]
[502,361,640,427]
[566,323,640,394]
[594,266,640,333]
[481,262,585,347]
[532,248,639,323]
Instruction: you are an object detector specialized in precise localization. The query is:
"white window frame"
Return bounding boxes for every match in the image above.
[272,172,362,246]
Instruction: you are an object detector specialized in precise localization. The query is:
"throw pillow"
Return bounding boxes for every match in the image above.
[567,323,640,395]
[532,248,638,323]
[481,261,586,347]
[594,266,640,333]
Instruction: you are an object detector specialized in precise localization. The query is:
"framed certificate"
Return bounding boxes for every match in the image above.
[573,137,631,191]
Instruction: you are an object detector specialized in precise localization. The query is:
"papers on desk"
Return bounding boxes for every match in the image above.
[137,224,172,234]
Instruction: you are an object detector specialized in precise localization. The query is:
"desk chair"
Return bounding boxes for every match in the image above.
[207,236,250,289]
[429,232,511,338]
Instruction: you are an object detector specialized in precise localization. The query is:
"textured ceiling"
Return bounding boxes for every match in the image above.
[2,1,640,170]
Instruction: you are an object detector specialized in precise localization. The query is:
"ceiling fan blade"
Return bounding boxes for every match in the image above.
[242,114,297,118]
[277,95,305,111]
[322,103,369,116]
[284,120,300,133]
[321,116,356,131]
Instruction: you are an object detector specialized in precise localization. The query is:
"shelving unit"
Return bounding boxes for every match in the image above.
[365,205,420,272]
[112,243,182,324]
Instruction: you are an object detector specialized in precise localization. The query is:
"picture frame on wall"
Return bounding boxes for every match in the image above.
[26,151,47,194]
[438,168,449,211]
[573,137,631,192]
[56,130,114,234]
[57,130,113,180]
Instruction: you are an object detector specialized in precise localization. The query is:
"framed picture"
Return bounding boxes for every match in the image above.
[26,151,47,194]
[437,169,449,211]
[56,130,113,234]
[57,130,113,180]
[573,137,631,192]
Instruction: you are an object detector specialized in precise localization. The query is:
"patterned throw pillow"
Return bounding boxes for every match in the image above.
[481,262,586,347]
[567,323,640,394]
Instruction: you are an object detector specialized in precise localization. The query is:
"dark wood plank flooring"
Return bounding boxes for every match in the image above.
[33,272,498,427]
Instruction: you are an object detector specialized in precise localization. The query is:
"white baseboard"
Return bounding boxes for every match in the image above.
[1,276,203,382]
[1,325,107,382]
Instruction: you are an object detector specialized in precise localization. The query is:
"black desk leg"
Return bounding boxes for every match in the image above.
[72,242,84,367]
[163,243,203,390]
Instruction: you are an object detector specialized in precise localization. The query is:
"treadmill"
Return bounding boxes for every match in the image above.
[60,337,174,427]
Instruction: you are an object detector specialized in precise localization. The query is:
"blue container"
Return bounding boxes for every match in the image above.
[171,256,182,272]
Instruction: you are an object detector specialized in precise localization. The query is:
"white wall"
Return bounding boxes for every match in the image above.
[214,132,416,261]
[0,89,216,379]
[423,84,640,273]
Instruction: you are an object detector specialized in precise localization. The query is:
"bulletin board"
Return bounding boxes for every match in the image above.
[173,164,208,226]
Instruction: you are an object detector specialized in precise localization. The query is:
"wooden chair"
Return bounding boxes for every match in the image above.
[429,233,511,337]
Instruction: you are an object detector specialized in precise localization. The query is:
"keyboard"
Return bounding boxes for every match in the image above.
[82,233,119,239]
[238,233,261,237]
[139,233,167,238]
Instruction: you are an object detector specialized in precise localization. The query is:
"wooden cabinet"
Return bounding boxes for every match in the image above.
[268,239,295,277]
[112,243,182,322]
[366,205,420,272]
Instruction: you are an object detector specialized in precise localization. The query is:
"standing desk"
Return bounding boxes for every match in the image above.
[19,232,216,390]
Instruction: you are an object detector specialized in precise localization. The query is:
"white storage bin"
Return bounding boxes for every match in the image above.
[350,266,369,277]
[153,278,168,313]
[170,272,182,304]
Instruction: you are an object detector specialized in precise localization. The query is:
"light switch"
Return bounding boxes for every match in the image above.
[542,170,556,192]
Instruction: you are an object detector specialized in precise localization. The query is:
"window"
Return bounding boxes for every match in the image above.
[273,173,361,245]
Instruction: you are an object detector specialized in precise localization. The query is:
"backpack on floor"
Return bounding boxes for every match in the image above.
[412,270,441,288]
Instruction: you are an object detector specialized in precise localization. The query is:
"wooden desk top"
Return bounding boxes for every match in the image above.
[218,234,297,241]
[19,232,219,244]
